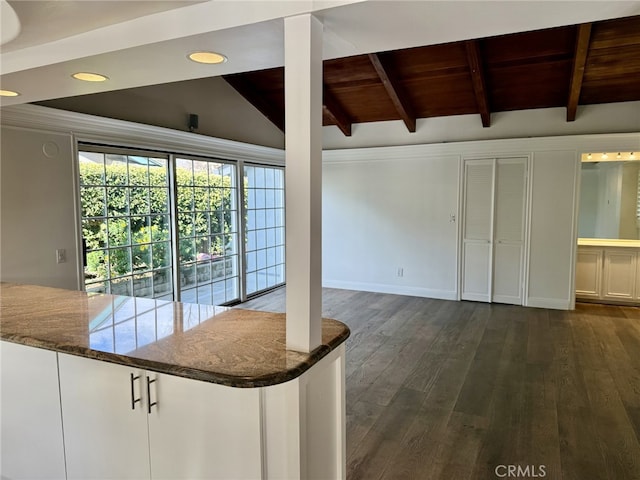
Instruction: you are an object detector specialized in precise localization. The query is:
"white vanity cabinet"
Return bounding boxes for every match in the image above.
[58,353,262,480]
[0,342,67,480]
[602,249,637,301]
[575,246,604,299]
[576,240,640,304]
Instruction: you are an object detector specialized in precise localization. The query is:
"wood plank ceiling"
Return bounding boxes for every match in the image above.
[223,15,640,136]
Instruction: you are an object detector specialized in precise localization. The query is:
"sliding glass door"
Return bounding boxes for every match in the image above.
[79,146,283,304]
[80,149,173,299]
[175,158,239,304]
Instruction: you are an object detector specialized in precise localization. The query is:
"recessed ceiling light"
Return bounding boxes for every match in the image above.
[72,72,108,82]
[0,89,20,97]
[188,51,227,65]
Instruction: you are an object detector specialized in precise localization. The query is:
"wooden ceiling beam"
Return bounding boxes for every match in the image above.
[323,86,352,136]
[566,23,592,122]
[223,75,285,132]
[368,53,416,132]
[465,40,491,128]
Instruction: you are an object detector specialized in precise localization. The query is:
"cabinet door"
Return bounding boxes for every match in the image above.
[58,353,151,480]
[461,159,494,302]
[147,372,262,480]
[1,342,66,480]
[603,249,637,301]
[575,247,603,298]
[637,256,640,300]
[493,158,527,304]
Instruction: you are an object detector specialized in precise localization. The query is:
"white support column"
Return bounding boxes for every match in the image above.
[284,14,323,353]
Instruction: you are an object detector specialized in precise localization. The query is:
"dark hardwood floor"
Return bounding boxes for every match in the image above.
[238,288,640,480]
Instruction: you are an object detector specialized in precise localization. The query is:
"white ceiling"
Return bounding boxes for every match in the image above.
[2,0,640,107]
[2,0,203,52]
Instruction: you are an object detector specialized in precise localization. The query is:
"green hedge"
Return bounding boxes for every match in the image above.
[81,162,234,282]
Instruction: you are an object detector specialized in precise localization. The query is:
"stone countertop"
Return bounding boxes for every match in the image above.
[0,283,350,388]
[578,238,640,247]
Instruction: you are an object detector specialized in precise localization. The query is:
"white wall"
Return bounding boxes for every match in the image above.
[0,126,79,289]
[527,151,580,309]
[39,77,285,150]
[323,133,640,309]
[323,153,459,299]
[323,102,640,150]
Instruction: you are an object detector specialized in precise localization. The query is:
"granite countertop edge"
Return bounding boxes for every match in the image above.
[1,328,350,388]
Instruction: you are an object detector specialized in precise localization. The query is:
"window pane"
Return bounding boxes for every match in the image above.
[111,276,132,296]
[149,188,169,214]
[81,187,106,217]
[105,155,128,185]
[107,187,128,217]
[244,165,285,296]
[150,215,170,242]
[79,152,106,186]
[128,160,149,186]
[181,263,196,289]
[108,218,130,247]
[109,248,131,277]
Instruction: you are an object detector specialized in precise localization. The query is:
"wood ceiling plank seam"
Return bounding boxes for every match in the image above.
[485,52,575,70]
[367,53,417,133]
[464,40,491,128]
[566,23,593,122]
[323,85,352,136]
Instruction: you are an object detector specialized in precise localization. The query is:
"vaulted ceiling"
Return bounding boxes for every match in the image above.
[223,15,640,136]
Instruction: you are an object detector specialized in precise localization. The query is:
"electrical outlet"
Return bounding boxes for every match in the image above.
[56,249,66,264]
[397,267,403,277]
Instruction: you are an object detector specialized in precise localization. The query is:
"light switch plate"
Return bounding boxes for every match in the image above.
[56,249,66,264]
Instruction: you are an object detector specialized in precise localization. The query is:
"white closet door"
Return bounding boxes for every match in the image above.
[462,159,494,302]
[493,158,527,304]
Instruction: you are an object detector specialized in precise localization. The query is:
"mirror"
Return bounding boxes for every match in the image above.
[578,159,640,240]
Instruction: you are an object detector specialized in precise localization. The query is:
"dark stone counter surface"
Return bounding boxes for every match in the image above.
[0,283,350,387]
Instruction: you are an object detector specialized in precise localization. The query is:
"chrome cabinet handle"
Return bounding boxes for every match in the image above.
[146,376,157,414]
[130,373,141,410]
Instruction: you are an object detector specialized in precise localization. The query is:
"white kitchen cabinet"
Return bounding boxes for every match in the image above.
[147,372,262,480]
[0,342,67,480]
[58,353,151,480]
[575,247,603,298]
[603,249,637,301]
[58,353,262,480]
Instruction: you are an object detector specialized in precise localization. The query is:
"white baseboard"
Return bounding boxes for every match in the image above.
[526,297,571,310]
[322,280,458,301]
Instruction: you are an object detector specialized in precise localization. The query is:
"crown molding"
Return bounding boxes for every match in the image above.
[0,104,285,165]
[322,131,640,164]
